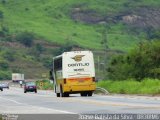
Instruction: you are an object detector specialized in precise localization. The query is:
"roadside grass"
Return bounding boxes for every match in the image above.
[96,79,160,95]
[35,79,160,95]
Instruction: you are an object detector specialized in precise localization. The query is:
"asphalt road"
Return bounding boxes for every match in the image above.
[0,87,160,115]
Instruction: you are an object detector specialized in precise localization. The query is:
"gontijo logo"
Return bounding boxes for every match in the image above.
[72,55,85,62]
[68,55,89,67]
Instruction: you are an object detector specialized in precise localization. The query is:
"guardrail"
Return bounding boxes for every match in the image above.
[96,87,109,95]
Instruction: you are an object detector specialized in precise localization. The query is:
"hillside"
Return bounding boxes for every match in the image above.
[0,0,160,50]
[0,0,160,79]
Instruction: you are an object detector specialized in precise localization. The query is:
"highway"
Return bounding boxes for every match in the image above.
[0,87,160,115]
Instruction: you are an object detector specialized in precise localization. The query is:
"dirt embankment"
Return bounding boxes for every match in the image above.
[120,7,160,29]
[71,7,160,30]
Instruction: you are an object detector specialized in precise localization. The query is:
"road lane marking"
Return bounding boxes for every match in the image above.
[0,96,76,114]
[0,96,22,105]
[7,89,160,109]
[61,97,160,109]
[10,87,160,101]
[6,87,160,109]
[96,94,160,101]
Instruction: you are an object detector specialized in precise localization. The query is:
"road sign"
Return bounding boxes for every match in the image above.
[40,82,43,86]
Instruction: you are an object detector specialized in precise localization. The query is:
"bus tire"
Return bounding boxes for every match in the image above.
[64,93,69,97]
[88,91,93,96]
[35,90,37,93]
[56,93,60,97]
[60,86,64,97]
[81,92,87,97]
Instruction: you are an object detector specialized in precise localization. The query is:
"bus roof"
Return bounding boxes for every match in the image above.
[53,51,92,60]
[53,55,62,60]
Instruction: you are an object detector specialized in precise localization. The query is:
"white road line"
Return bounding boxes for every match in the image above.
[0,96,76,114]
[95,94,160,101]
[66,97,160,108]
[0,96,22,105]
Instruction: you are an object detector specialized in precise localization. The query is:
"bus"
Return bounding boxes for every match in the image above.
[50,51,96,97]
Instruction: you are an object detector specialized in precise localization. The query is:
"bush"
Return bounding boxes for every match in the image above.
[1,0,6,4]
[16,32,35,47]
[3,50,15,61]
[35,43,45,53]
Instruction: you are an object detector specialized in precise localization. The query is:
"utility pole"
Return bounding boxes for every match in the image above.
[101,23,109,79]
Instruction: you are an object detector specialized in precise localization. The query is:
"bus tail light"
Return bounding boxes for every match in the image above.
[92,77,95,82]
[64,78,67,84]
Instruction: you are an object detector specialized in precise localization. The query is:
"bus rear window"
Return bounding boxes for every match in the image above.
[54,58,62,70]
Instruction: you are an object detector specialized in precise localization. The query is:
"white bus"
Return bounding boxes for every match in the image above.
[50,51,96,97]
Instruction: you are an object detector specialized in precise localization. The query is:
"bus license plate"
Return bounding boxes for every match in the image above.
[78,80,84,82]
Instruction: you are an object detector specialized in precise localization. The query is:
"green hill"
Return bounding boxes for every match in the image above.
[1,0,159,50]
[0,0,160,79]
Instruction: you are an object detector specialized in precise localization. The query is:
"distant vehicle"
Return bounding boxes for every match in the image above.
[19,80,23,88]
[24,82,37,93]
[12,73,24,82]
[50,51,96,97]
[0,83,9,89]
[0,86,3,91]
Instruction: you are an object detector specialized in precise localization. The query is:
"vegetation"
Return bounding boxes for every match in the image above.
[97,79,160,95]
[107,40,160,80]
[35,78,160,95]
[0,0,160,85]
[0,0,160,50]
[36,79,53,90]
[15,32,35,47]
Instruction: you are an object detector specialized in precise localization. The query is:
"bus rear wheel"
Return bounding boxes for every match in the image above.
[64,93,69,97]
[56,93,60,97]
[60,86,67,97]
[80,92,87,97]
[81,91,93,97]
[60,87,64,97]
[88,91,93,96]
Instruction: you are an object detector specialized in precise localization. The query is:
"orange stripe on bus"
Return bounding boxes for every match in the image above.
[67,78,92,81]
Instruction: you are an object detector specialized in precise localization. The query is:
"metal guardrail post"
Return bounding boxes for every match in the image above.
[96,87,110,95]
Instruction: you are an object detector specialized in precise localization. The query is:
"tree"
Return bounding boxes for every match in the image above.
[0,70,11,80]
[107,40,160,80]
[41,57,52,69]
[0,60,9,70]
